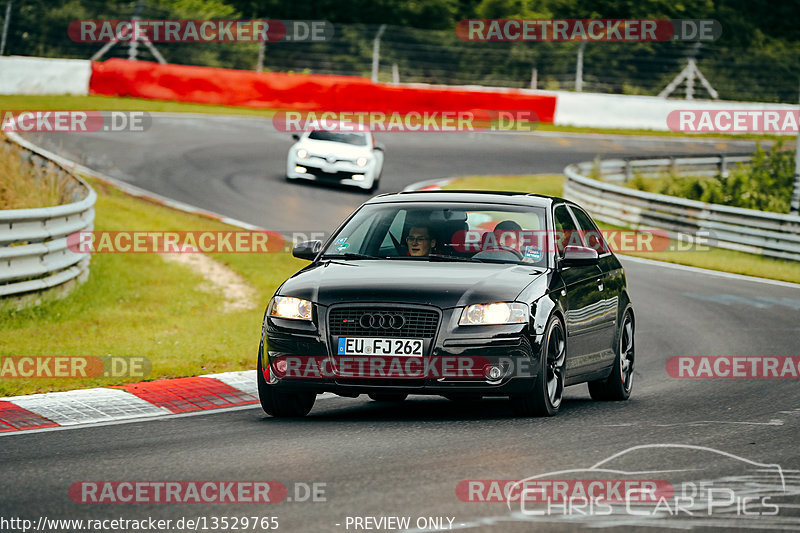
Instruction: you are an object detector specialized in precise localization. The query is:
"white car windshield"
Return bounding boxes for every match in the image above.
[307,131,368,146]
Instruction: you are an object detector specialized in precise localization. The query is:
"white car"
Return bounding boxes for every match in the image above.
[286,129,384,192]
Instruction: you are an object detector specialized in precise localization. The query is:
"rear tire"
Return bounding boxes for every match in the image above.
[588,308,634,401]
[510,316,565,417]
[368,393,407,402]
[257,345,316,417]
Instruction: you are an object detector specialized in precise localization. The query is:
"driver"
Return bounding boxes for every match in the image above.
[406,225,437,257]
[491,220,522,252]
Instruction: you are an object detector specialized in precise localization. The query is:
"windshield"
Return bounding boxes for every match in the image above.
[307,131,368,146]
[321,202,549,267]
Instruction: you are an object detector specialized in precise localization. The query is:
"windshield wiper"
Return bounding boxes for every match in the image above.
[425,254,486,263]
[320,252,380,260]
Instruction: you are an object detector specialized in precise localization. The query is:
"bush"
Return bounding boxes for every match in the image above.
[650,142,795,213]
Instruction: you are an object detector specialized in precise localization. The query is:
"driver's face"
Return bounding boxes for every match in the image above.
[407,227,435,256]
[494,230,519,250]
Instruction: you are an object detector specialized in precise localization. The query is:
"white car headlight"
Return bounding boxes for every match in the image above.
[269,296,313,321]
[356,156,369,167]
[296,149,309,159]
[459,302,527,326]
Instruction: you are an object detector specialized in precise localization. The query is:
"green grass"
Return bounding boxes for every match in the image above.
[0,176,306,397]
[0,94,279,117]
[442,174,800,284]
[532,122,787,142]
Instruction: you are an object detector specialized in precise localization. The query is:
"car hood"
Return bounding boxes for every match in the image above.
[297,139,371,158]
[277,260,545,308]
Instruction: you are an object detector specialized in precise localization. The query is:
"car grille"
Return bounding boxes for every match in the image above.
[328,307,440,338]
[304,167,356,180]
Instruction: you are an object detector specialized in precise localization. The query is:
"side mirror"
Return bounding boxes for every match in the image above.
[292,240,322,261]
[291,133,300,141]
[561,245,599,267]
[374,143,385,151]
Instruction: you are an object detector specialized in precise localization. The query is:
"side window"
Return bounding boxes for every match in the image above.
[570,207,610,254]
[553,205,581,255]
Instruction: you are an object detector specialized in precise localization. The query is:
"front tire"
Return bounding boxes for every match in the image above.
[588,308,634,401]
[257,346,316,417]
[510,316,565,417]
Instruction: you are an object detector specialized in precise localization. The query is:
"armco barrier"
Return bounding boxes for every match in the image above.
[563,156,800,262]
[0,143,96,300]
[89,59,557,120]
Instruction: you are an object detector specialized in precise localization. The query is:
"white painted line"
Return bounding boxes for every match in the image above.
[0,403,258,437]
[6,388,171,426]
[619,255,800,289]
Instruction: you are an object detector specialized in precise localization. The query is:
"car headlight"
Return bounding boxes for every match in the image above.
[296,149,308,159]
[269,296,313,321]
[459,302,527,325]
[356,156,369,167]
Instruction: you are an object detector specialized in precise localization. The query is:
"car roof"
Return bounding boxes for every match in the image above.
[367,190,574,208]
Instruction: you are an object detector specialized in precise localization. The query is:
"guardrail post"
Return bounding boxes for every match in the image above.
[624,160,632,183]
[371,24,387,83]
[719,155,728,177]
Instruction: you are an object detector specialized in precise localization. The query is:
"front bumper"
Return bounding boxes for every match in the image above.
[287,158,376,189]
[262,305,542,397]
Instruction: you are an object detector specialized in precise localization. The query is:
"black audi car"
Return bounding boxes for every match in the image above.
[258,191,635,417]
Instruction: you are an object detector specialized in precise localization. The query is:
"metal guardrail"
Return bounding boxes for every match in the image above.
[563,154,800,262]
[0,145,96,298]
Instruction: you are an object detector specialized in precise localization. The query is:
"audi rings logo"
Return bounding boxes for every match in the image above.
[359,313,405,330]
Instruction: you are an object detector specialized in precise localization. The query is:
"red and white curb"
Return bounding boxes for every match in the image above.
[0,371,302,435]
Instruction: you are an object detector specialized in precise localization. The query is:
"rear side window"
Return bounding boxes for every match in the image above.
[570,207,610,254]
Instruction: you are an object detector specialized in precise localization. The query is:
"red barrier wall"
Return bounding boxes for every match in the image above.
[90,59,556,122]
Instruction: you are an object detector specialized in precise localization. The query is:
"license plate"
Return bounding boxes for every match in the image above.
[337,337,423,356]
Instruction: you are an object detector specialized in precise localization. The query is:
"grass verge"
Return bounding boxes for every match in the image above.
[0,175,305,397]
[0,94,279,117]
[442,174,800,284]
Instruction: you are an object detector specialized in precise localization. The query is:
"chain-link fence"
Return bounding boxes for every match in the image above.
[2,1,799,103]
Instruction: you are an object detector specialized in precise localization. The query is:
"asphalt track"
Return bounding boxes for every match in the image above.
[3,116,799,532]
